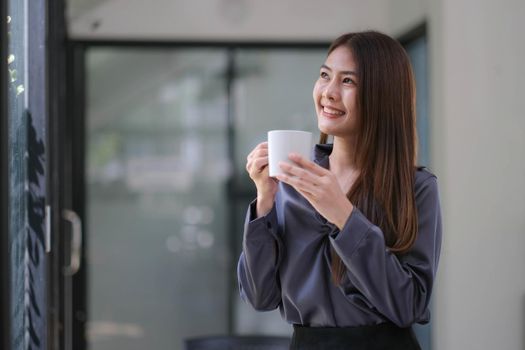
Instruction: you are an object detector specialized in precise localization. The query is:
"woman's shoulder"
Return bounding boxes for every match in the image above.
[414,166,438,194]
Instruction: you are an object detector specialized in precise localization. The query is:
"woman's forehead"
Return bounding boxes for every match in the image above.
[324,46,358,73]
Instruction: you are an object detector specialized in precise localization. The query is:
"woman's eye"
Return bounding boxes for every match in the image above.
[343,77,354,84]
[320,72,329,79]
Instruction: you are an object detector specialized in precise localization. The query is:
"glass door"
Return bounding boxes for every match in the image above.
[84,48,230,350]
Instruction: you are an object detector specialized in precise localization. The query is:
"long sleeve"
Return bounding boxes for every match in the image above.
[329,175,442,327]
[237,199,283,311]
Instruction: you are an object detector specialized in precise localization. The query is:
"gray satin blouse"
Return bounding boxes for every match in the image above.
[237,144,442,328]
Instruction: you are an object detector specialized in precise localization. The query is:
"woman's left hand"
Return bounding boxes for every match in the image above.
[276,153,354,230]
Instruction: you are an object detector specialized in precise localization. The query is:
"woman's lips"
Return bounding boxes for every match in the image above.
[321,105,345,118]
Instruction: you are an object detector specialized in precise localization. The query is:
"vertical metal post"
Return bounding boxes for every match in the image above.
[68,43,87,350]
[225,47,236,335]
[46,0,68,346]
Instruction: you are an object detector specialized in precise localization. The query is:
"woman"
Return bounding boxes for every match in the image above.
[237,31,442,350]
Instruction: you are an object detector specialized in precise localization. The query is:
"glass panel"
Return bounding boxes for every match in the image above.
[86,48,229,350]
[7,1,29,349]
[232,49,326,335]
[7,0,47,348]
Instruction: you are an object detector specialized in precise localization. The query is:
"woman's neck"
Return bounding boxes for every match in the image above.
[329,136,358,175]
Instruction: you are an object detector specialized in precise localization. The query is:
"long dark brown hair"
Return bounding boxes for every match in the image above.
[321,31,419,285]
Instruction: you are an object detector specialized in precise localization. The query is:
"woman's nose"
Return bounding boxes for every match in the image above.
[322,81,339,101]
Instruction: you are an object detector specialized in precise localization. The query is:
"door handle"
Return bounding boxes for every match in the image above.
[62,209,82,276]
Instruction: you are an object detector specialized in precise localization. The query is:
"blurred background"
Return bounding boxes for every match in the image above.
[1,0,524,350]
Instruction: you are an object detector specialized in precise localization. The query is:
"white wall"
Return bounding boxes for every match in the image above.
[67,0,424,40]
[68,0,525,348]
[429,0,525,349]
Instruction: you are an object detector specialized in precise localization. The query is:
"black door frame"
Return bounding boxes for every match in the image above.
[47,0,88,349]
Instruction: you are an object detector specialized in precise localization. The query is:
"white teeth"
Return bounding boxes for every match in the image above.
[323,106,345,115]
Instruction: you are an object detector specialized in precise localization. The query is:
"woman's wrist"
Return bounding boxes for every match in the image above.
[334,201,354,230]
[256,194,274,218]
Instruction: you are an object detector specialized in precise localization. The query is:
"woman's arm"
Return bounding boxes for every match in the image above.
[237,199,283,311]
[330,176,442,327]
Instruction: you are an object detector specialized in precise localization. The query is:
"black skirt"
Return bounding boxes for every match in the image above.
[290,323,421,350]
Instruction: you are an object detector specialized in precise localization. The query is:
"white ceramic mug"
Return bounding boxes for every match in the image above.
[268,130,313,177]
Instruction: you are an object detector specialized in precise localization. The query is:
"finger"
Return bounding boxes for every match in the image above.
[253,148,269,158]
[275,173,317,196]
[252,158,269,172]
[254,142,268,152]
[246,158,257,173]
[292,187,316,204]
[288,153,329,176]
[278,161,318,182]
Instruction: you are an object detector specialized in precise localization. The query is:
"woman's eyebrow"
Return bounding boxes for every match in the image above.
[321,64,358,76]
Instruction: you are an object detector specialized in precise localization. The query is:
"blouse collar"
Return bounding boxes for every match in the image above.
[313,143,332,169]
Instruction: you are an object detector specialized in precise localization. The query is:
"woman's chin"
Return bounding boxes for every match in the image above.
[318,118,357,139]
[317,121,338,135]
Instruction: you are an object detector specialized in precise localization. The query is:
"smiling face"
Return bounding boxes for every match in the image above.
[313,46,360,138]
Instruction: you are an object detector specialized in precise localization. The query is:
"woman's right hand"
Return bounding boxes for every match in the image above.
[246,142,278,217]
